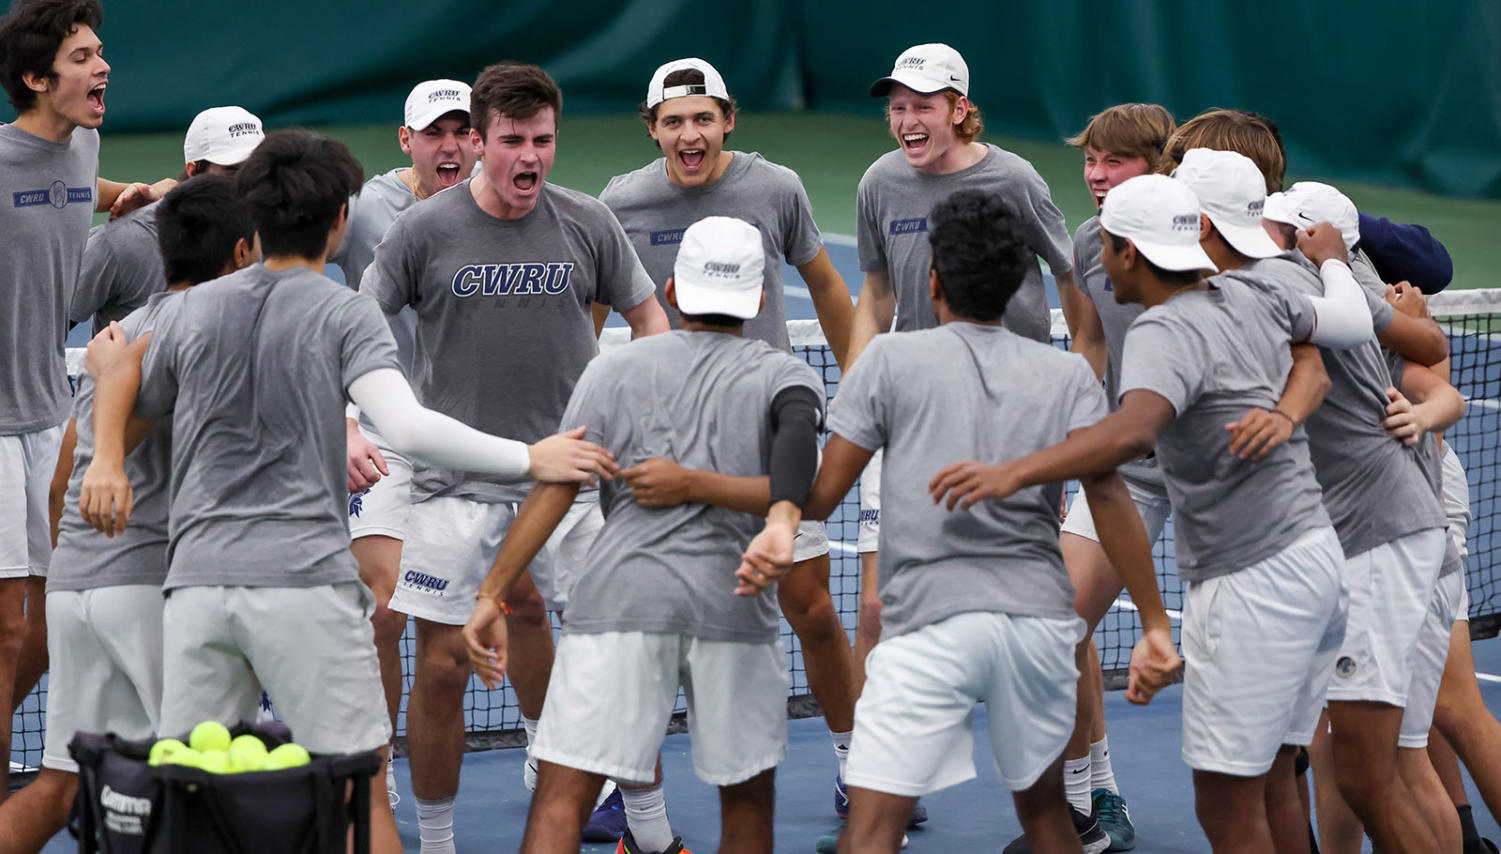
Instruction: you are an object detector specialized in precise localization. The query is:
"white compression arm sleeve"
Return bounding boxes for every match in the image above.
[348,368,530,479]
[1305,259,1375,349]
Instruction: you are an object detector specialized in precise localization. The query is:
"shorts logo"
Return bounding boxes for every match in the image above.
[451,262,574,297]
[859,509,879,523]
[1335,656,1357,678]
[889,217,927,236]
[404,570,450,595]
[348,488,370,518]
[13,181,92,209]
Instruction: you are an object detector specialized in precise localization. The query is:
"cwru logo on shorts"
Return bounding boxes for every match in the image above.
[348,488,370,518]
[451,262,575,297]
[1335,655,1357,678]
[404,570,450,595]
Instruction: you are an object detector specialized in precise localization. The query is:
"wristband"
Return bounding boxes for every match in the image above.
[477,593,513,615]
[1269,408,1295,426]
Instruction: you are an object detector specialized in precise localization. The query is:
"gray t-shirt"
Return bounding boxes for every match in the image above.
[360,180,657,504]
[559,330,822,643]
[828,323,1104,636]
[1244,254,1445,559]
[1073,215,1161,488]
[1386,353,1464,578]
[134,264,400,590]
[71,202,163,336]
[50,292,182,592]
[0,124,100,434]
[1120,274,1331,582]
[331,169,419,373]
[600,152,824,351]
[855,145,1071,343]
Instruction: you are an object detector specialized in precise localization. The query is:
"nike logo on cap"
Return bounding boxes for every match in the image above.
[949,75,963,82]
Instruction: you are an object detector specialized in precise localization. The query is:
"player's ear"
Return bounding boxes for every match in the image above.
[398,126,413,156]
[1198,213,1212,242]
[757,290,765,313]
[664,277,679,310]
[232,236,257,270]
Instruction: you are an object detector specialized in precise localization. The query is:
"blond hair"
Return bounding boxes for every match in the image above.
[1066,103,1176,171]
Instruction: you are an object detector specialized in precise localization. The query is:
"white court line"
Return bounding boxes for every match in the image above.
[785,285,812,300]
[1477,672,1501,684]
[1111,598,1183,621]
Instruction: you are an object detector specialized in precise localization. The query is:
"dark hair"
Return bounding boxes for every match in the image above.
[926,190,1029,322]
[234,129,364,260]
[0,0,102,113]
[637,67,738,146]
[156,174,254,285]
[1105,230,1202,286]
[471,62,562,141]
[678,311,744,328]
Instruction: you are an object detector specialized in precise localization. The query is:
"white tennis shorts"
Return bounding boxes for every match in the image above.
[1440,442,1472,622]
[533,631,789,786]
[43,586,164,772]
[391,494,603,621]
[346,427,413,542]
[1060,475,1173,545]
[1326,527,1446,707]
[1181,526,1347,777]
[856,449,881,554]
[793,520,830,563]
[1399,569,1463,748]
[846,610,1084,796]
[0,425,64,578]
[158,582,391,755]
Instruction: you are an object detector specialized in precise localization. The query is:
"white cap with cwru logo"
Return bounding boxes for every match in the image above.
[1100,174,1218,273]
[404,79,471,131]
[672,216,765,319]
[1171,148,1284,260]
[183,106,264,167]
[869,43,970,98]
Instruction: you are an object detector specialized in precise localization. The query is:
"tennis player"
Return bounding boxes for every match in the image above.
[599,56,858,845]
[0,176,254,854]
[333,77,475,810]
[462,215,823,854]
[360,62,667,854]
[78,128,619,854]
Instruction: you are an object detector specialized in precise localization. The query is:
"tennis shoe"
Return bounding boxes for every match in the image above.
[616,829,692,854]
[815,830,907,852]
[1002,806,1109,854]
[1091,788,1135,850]
[385,759,399,809]
[834,775,927,827]
[582,786,627,842]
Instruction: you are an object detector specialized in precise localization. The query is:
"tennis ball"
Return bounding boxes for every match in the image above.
[148,738,188,766]
[188,721,232,753]
[197,750,230,774]
[228,735,268,772]
[263,743,310,770]
[166,747,203,768]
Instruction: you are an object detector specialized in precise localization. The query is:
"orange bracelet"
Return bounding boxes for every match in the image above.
[478,593,513,615]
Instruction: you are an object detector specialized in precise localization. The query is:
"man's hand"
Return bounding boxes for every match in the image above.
[1225,408,1295,460]
[527,426,618,485]
[108,182,161,220]
[346,420,388,492]
[621,457,694,507]
[735,522,795,596]
[1384,281,1429,320]
[83,321,129,379]
[1296,222,1350,268]
[1382,386,1426,446]
[1125,625,1181,705]
[79,459,133,536]
[927,461,1022,510]
[462,597,510,690]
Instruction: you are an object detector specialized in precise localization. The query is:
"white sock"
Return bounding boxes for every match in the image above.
[831,729,852,780]
[522,715,540,747]
[1090,737,1118,795]
[1064,756,1092,815]
[415,796,456,854]
[622,783,674,853]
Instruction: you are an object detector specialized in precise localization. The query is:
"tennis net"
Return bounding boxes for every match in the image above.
[22,288,1499,771]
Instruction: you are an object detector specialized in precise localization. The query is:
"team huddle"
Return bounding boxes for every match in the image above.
[1,0,1498,852]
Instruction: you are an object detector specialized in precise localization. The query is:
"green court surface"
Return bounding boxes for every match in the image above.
[98,111,1501,291]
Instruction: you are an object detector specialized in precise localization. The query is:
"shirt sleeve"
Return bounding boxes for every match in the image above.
[134,309,180,421]
[337,294,402,394]
[1119,315,1204,415]
[855,176,888,275]
[358,216,418,315]
[770,356,825,427]
[559,356,611,446]
[70,226,115,328]
[1010,160,1075,275]
[1071,224,1092,300]
[1066,356,1108,431]
[593,207,659,312]
[826,338,888,451]
[782,176,824,268]
[1364,286,1395,334]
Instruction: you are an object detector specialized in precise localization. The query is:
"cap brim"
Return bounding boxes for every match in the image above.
[869,72,953,98]
[1211,217,1284,260]
[1131,239,1219,273]
[673,277,761,320]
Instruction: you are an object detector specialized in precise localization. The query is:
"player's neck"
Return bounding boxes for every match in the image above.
[13,103,78,144]
[166,280,192,292]
[1141,278,1205,309]
[681,320,744,336]
[1202,236,1252,272]
[915,140,986,176]
[263,255,326,275]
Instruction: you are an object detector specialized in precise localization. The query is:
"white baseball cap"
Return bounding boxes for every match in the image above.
[646,58,730,109]
[869,43,969,98]
[1264,181,1361,252]
[672,216,764,319]
[1100,175,1218,273]
[404,79,471,130]
[182,106,264,166]
[1170,148,1283,259]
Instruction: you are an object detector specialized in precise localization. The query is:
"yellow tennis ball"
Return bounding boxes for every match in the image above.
[263,743,310,770]
[188,721,232,753]
[197,750,230,774]
[148,738,187,766]
[167,747,203,768]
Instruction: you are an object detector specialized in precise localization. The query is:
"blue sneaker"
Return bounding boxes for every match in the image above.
[1091,788,1135,851]
[815,829,906,852]
[582,787,627,842]
[834,775,927,828]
